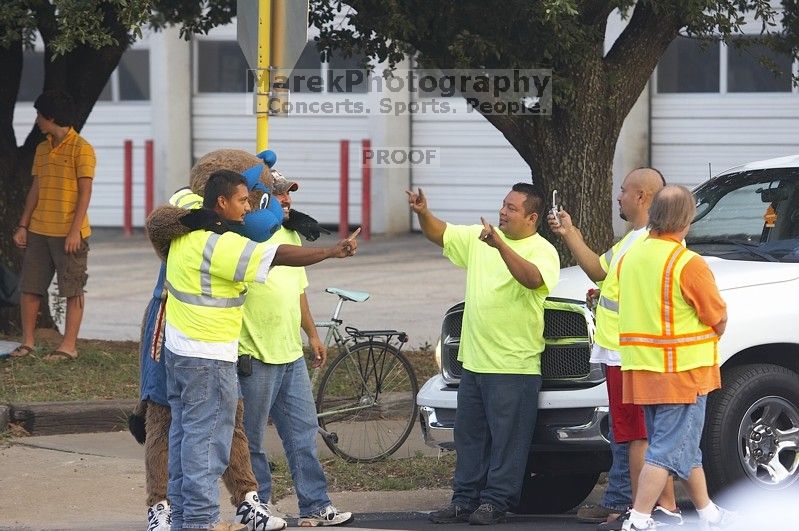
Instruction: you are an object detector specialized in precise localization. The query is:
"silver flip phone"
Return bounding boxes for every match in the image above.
[550,189,561,226]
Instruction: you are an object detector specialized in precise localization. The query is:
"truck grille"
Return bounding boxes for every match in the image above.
[440,299,593,386]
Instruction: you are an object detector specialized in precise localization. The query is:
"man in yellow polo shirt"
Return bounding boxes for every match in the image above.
[12,90,95,361]
[409,183,560,525]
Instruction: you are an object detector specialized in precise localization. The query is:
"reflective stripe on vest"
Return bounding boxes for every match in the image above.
[165,280,247,308]
[598,295,618,312]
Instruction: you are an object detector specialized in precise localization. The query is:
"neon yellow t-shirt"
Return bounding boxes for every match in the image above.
[443,224,560,374]
[239,227,309,364]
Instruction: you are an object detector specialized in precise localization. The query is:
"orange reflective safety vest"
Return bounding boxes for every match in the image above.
[618,238,718,372]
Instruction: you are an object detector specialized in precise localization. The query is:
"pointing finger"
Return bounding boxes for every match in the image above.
[347,227,362,241]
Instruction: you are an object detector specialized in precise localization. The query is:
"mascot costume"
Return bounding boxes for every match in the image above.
[131,148,290,531]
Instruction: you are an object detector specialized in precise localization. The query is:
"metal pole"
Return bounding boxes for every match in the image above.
[256,0,271,151]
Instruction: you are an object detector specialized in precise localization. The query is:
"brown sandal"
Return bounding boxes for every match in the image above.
[43,350,78,362]
[9,345,34,358]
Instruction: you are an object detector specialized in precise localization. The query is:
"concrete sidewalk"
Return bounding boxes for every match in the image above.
[0,430,605,530]
[0,430,456,530]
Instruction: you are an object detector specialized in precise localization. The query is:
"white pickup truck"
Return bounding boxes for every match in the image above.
[416,154,799,513]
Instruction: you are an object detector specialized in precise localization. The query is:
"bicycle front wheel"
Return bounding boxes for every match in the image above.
[316,341,418,462]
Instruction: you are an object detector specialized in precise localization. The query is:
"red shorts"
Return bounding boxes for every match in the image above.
[606,365,647,443]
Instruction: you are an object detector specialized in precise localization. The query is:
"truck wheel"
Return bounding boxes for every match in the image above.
[702,363,799,494]
[511,472,600,514]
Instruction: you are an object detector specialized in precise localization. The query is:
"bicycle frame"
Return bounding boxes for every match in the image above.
[311,288,416,462]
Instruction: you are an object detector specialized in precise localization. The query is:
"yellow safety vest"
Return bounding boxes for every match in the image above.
[165,230,275,343]
[618,238,718,372]
[593,230,646,351]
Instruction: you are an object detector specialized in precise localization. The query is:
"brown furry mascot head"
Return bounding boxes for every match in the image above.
[146,148,281,260]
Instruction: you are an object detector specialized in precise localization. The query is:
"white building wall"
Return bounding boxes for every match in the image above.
[410,102,529,229]
[191,94,371,224]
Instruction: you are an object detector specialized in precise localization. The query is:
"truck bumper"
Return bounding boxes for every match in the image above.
[419,404,610,452]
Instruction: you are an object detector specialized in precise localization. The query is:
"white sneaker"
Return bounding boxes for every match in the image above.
[235,492,287,531]
[621,518,658,531]
[701,506,739,529]
[298,505,355,527]
[147,500,171,531]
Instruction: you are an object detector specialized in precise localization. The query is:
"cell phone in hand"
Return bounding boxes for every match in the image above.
[550,189,561,226]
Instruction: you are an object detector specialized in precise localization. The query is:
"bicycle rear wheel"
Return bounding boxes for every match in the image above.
[316,341,418,462]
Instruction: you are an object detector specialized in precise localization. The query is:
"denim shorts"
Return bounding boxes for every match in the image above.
[643,395,707,480]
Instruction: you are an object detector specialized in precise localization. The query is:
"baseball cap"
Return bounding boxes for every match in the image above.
[271,169,299,194]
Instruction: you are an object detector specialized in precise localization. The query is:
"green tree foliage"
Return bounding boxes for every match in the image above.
[310,0,797,256]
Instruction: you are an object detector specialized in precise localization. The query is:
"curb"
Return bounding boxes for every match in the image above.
[4,399,137,436]
[0,403,9,432]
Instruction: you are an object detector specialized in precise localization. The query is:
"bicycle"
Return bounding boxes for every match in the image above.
[312,287,418,463]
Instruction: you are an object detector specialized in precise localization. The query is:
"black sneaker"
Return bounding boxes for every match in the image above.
[468,503,507,526]
[597,509,630,531]
[430,504,474,524]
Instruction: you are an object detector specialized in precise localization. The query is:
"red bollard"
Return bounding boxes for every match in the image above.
[145,140,154,217]
[339,140,349,239]
[123,140,133,236]
[361,139,371,240]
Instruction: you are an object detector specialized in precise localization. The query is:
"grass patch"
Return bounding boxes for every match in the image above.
[0,335,140,402]
[1,333,440,403]
[270,452,455,500]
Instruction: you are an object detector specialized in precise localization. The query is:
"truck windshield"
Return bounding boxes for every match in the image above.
[687,167,799,263]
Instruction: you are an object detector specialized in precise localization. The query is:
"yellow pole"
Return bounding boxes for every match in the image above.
[256,0,271,151]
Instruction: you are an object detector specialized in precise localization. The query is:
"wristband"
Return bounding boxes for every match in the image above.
[16,225,28,231]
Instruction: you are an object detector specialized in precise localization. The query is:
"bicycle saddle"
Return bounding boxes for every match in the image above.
[325,287,370,302]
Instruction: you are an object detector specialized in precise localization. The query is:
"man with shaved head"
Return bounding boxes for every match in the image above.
[548,168,679,530]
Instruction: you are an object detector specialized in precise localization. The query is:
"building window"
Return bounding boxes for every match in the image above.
[281,41,367,93]
[18,48,150,102]
[727,36,793,92]
[657,37,720,93]
[119,49,150,100]
[326,49,368,93]
[198,39,368,94]
[286,41,324,93]
[198,40,253,93]
[17,50,44,102]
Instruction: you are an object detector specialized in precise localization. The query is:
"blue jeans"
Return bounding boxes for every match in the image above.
[240,356,331,516]
[602,424,632,511]
[452,369,542,512]
[643,396,707,480]
[165,347,238,530]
